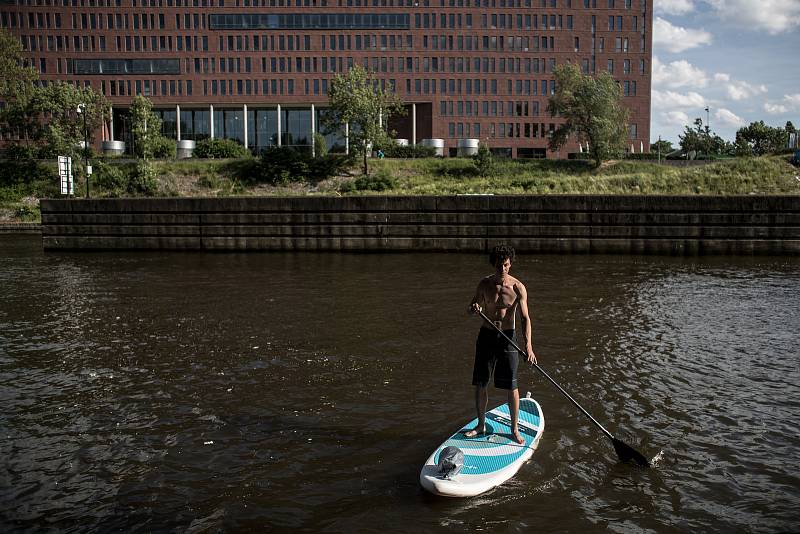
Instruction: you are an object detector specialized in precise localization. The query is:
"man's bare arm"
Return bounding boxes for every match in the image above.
[517,282,537,364]
[469,279,487,314]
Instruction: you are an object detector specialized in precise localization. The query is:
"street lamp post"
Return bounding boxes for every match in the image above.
[77,103,90,198]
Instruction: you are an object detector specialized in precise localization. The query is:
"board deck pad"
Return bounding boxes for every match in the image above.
[420,396,544,497]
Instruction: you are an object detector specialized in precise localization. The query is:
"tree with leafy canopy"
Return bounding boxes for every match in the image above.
[0,29,39,150]
[650,139,674,156]
[473,142,494,176]
[129,95,166,160]
[546,63,629,168]
[127,95,169,195]
[33,83,109,160]
[735,120,787,156]
[325,65,404,176]
[679,118,730,158]
[1,29,108,161]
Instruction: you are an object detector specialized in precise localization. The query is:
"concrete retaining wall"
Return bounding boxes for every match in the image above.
[40,196,800,254]
[0,223,41,234]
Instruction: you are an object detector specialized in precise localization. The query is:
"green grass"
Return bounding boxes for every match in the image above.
[2,155,798,224]
[366,155,800,196]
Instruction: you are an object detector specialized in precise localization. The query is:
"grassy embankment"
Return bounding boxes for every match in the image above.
[1,155,798,223]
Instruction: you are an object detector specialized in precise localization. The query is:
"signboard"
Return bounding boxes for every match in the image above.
[58,156,73,196]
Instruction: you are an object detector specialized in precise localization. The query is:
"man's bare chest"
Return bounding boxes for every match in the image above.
[487,283,517,309]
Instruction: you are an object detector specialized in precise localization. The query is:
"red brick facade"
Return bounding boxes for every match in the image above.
[2,0,652,158]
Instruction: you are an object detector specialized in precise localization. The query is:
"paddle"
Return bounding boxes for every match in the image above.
[477,310,651,467]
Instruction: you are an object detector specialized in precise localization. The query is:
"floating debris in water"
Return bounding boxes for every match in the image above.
[204,441,214,445]
[650,450,665,467]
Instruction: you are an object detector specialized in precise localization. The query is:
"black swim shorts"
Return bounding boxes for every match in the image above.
[472,327,518,390]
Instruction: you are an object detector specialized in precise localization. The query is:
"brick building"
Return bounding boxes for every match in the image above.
[1,0,652,158]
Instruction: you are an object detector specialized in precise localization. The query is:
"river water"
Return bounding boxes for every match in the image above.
[1,234,798,533]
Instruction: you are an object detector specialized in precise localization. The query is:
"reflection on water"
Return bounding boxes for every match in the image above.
[1,235,799,532]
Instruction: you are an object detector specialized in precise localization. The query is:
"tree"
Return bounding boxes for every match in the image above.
[473,142,494,176]
[547,63,629,168]
[129,95,166,160]
[127,95,170,195]
[735,120,786,156]
[34,83,109,160]
[650,139,674,155]
[325,65,404,175]
[2,30,108,161]
[679,118,730,158]
[0,28,41,150]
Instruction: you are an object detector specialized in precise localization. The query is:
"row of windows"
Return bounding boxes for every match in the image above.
[448,122,558,139]
[92,74,642,98]
[209,13,410,30]
[109,78,193,96]
[4,0,647,8]
[0,10,642,33]
[62,53,647,77]
[15,29,646,59]
[17,33,214,53]
[441,100,546,117]
[74,58,181,74]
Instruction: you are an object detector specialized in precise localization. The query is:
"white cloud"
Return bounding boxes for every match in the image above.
[764,103,789,114]
[784,94,800,108]
[653,89,707,109]
[703,0,800,35]
[715,108,747,127]
[764,93,800,114]
[663,111,691,126]
[653,18,713,53]
[713,73,730,83]
[652,57,708,89]
[656,0,696,15]
[725,80,768,101]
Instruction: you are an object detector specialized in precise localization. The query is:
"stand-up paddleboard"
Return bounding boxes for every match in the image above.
[420,393,544,497]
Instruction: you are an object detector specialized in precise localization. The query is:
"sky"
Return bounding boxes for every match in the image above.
[650,0,800,145]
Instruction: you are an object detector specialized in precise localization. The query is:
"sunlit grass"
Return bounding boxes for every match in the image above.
[2,155,798,223]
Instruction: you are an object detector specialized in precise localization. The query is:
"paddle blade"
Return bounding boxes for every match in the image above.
[612,438,651,468]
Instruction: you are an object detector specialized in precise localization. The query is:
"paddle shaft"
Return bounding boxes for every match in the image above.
[477,310,615,442]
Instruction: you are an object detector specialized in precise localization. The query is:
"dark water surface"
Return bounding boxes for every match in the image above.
[1,234,799,533]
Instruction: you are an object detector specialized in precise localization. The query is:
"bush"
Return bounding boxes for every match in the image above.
[1,144,39,161]
[194,138,249,159]
[93,161,129,195]
[14,203,39,221]
[473,143,494,176]
[340,169,397,193]
[152,136,177,158]
[258,146,309,185]
[380,144,437,158]
[313,132,328,157]
[128,161,159,195]
[623,153,656,160]
[258,146,352,185]
[0,156,52,187]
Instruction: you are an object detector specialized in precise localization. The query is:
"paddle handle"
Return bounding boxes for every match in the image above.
[477,310,615,441]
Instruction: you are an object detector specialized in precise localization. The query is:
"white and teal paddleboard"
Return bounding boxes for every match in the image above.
[420,393,545,497]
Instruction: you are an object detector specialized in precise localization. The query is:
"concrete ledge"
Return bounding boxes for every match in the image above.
[39,196,800,254]
[0,223,41,234]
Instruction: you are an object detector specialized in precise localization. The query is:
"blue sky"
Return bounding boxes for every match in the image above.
[650,0,800,145]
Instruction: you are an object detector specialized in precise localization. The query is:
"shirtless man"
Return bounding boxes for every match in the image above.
[467,244,537,445]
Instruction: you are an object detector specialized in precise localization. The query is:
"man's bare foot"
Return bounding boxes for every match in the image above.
[512,429,524,445]
[464,426,486,438]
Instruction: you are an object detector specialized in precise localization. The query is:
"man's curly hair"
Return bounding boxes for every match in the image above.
[489,244,515,266]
